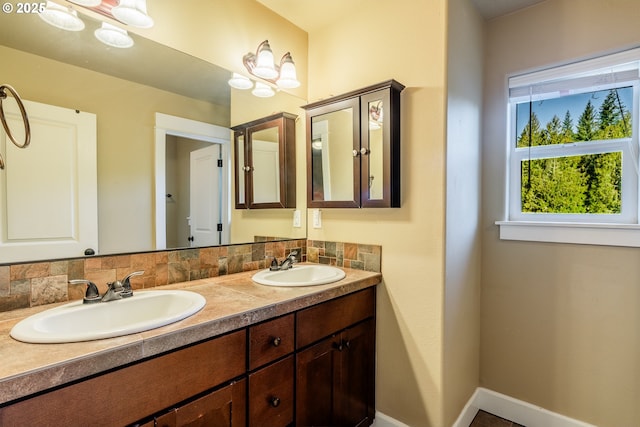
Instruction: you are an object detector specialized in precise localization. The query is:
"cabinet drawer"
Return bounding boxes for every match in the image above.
[249,314,294,370]
[248,356,294,427]
[296,288,375,349]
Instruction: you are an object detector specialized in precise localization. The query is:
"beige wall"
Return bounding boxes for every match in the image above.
[306,0,453,425]
[482,1,640,426]
[444,0,484,424]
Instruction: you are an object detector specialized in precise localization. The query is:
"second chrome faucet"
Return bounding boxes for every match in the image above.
[69,271,144,304]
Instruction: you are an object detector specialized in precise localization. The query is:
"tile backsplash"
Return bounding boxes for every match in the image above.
[0,239,380,313]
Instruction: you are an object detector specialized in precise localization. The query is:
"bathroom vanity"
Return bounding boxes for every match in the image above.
[0,266,380,427]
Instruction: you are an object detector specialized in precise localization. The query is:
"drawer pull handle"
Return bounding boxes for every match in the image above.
[270,396,281,407]
[272,336,282,347]
[333,341,343,351]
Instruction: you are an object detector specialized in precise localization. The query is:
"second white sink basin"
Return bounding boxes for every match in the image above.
[10,290,206,344]
[252,264,346,287]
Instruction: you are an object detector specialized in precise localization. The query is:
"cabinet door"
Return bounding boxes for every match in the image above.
[306,97,361,208]
[296,334,340,426]
[234,131,248,209]
[360,88,401,207]
[296,321,375,427]
[335,320,375,427]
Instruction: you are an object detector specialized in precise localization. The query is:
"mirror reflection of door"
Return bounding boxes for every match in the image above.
[165,137,222,249]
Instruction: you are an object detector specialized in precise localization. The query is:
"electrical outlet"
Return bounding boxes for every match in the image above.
[312,209,322,228]
[293,210,301,227]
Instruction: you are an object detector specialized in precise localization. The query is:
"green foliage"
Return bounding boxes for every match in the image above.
[518,89,631,214]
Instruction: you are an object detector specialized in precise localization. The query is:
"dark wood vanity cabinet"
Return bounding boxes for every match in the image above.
[303,80,404,208]
[295,288,376,427]
[232,112,297,209]
[0,287,376,427]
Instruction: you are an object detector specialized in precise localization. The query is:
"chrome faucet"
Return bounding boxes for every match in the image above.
[278,251,298,271]
[69,271,144,304]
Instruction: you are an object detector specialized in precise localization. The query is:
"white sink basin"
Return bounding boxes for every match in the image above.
[10,290,206,344]
[252,264,346,287]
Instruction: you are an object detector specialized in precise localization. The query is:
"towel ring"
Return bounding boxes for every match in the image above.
[0,84,31,169]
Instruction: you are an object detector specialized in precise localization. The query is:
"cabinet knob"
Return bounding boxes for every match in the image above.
[243,166,252,172]
[352,149,360,157]
[360,147,370,155]
[270,396,281,407]
[271,336,282,347]
[333,341,343,351]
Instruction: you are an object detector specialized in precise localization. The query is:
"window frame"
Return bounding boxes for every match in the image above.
[498,48,640,247]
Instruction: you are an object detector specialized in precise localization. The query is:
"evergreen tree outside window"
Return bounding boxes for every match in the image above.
[507,49,639,225]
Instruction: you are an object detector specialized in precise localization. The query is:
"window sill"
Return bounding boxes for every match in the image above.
[496,221,640,247]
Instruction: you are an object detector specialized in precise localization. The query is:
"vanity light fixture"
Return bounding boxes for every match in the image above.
[94,22,134,48]
[243,40,301,89]
[111,0,154,29]
[228,73,253,90]
[39,1,85,31]
[252,82,275,98]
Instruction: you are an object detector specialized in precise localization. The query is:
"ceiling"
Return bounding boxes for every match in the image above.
[258,0,547,31]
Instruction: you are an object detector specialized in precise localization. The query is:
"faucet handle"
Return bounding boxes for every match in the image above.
[121,270,144,298]
[68,279,101,304]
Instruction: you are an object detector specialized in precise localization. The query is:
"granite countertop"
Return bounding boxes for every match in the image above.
[0,265,381,406]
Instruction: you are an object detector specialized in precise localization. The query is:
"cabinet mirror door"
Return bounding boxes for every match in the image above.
[308,98,360,208]
[234,132,247,209]
[249,122,281,207]
[361,89,391,206]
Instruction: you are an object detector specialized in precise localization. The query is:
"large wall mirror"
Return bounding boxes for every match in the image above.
[0,8,307,264]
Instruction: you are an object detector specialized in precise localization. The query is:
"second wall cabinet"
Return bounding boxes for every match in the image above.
[232,112,297,209]
[303,80,404,208]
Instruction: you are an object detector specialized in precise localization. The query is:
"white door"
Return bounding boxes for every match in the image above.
[0,99,97,263]
[189,144,221,247]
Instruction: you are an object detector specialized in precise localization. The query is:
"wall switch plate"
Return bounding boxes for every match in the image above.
[312,209,322,228]
[293,210,301,227]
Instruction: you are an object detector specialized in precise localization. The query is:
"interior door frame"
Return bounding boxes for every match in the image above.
[154,113,230,250]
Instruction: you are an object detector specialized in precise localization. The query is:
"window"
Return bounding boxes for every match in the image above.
[499,48,640,246]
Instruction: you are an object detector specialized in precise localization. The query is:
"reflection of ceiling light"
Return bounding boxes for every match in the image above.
[242,40,300,89]
[39,2,85,31]
[67,0,101,6]
[112,0,154,28]
[95,22,134,48]
[252,82,275,98]
[228,73,253,90]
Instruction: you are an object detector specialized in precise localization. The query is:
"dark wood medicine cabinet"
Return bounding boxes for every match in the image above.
[232,112,297,209]
[303,80,404,208]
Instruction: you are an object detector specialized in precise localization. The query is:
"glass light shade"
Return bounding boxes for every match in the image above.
[95,22,134,48]
[67,0,102,6]
[228,73,253,90]
[112,0,154,28]
[252,41,278,80]
[39,2,85,31]
[252,82,275,98]
[276,54,300,89]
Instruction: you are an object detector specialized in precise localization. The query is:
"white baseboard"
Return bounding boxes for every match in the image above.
[372,411,411,427]
[452,387,598,427]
